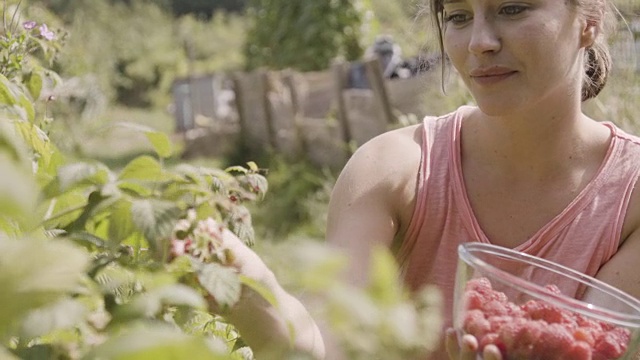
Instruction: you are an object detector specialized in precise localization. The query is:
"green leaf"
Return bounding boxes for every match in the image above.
[194,261,241,310]
[108,199,135,244]
[0,121,28,163]
[24,71,43,100]
[119,155,164,181]
[224,165,248,174]
[0,237,88,338]
[227,206,255,247]
[0,74,18,105]
[145,131,173,159]
[110,122,173,159]
[246,161,259,172]
[57,162,110,192]
[114,284,206,320]
[239,275,278,308]
[13,121,53,166]
[367,246,405,306]
[117,180,153,197]
[18,95,35,122]
[83,325,229,360]
[40,191,87,229]
[19,298,86,340]
[131,199,180,252]
[0,153,38,228]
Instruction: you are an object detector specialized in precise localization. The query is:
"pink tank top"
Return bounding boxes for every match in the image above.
[398,106,640,331]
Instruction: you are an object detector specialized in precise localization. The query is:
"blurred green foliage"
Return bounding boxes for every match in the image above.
[243,0,368,71]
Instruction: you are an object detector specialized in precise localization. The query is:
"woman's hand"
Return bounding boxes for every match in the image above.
[206,228,325,360]
[445,328,503,360]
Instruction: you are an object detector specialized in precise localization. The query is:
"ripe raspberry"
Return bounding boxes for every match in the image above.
[573,327,596,346]
[511,319,545,357]
[522,300,569,324]
[560,341,592,360]
[465,290,484,310]
[463,309,491,339]
[466,277,493,293]
[533,323,574,358]
[487,315,516,333]
[483,300,510,317]
[594,331,627,359]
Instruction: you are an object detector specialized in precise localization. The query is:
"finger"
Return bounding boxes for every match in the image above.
[459,334,479,360]
[482,344,503,360]
[445,328,460,359]
[446,328,479,360]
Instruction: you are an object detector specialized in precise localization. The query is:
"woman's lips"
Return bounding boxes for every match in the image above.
[469,67,518,86]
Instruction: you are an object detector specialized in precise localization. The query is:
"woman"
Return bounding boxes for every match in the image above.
[218,0,640,358]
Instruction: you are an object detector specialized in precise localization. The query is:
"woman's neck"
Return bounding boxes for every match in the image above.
[460,105,609,181]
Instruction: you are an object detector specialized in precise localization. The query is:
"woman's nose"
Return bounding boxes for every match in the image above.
[468,16,501,55]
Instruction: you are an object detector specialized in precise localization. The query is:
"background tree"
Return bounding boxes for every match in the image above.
[244,0,368,72]
[170,0,248,18]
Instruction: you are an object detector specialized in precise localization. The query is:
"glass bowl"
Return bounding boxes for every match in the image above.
[453,242,640,360]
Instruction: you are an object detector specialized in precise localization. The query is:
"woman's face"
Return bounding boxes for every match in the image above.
[442,0,594,116]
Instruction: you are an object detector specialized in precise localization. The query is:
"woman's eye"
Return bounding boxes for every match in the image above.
[499,5,527,15]
[444,13,471,25]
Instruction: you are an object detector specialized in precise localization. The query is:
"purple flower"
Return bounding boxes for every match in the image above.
[22,21,37,30]
[38,24,55,41]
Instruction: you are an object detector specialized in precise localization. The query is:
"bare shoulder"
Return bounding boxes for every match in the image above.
[337,123,424,196]
[328,122,426,240]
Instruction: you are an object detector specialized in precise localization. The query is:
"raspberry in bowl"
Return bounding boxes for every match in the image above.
[454,242,640,360]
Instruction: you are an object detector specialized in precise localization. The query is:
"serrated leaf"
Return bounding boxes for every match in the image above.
[145,131,173,159]
[195,262,241,310]
[224,165,248,174]
[119,155,164,181]
[227,206,255,247]
[84,325,228,360]
[115,284,206,320]
[243,173,269,198]
[130,199,179,251]
[19,298,86,340]
[57,162,109,192]
[0,237,88,338]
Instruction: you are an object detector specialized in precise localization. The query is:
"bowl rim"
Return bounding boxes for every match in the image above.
[458,242,640,328]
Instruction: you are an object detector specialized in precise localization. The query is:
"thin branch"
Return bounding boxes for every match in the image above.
[9,0,22,34]
[3,0,7,34]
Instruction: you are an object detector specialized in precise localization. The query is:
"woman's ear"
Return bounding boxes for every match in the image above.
[580,23,598,48]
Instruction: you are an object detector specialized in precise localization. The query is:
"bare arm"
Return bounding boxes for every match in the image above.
[218,124,423,359]
[214,229,325,359]
[326,125,423,286]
